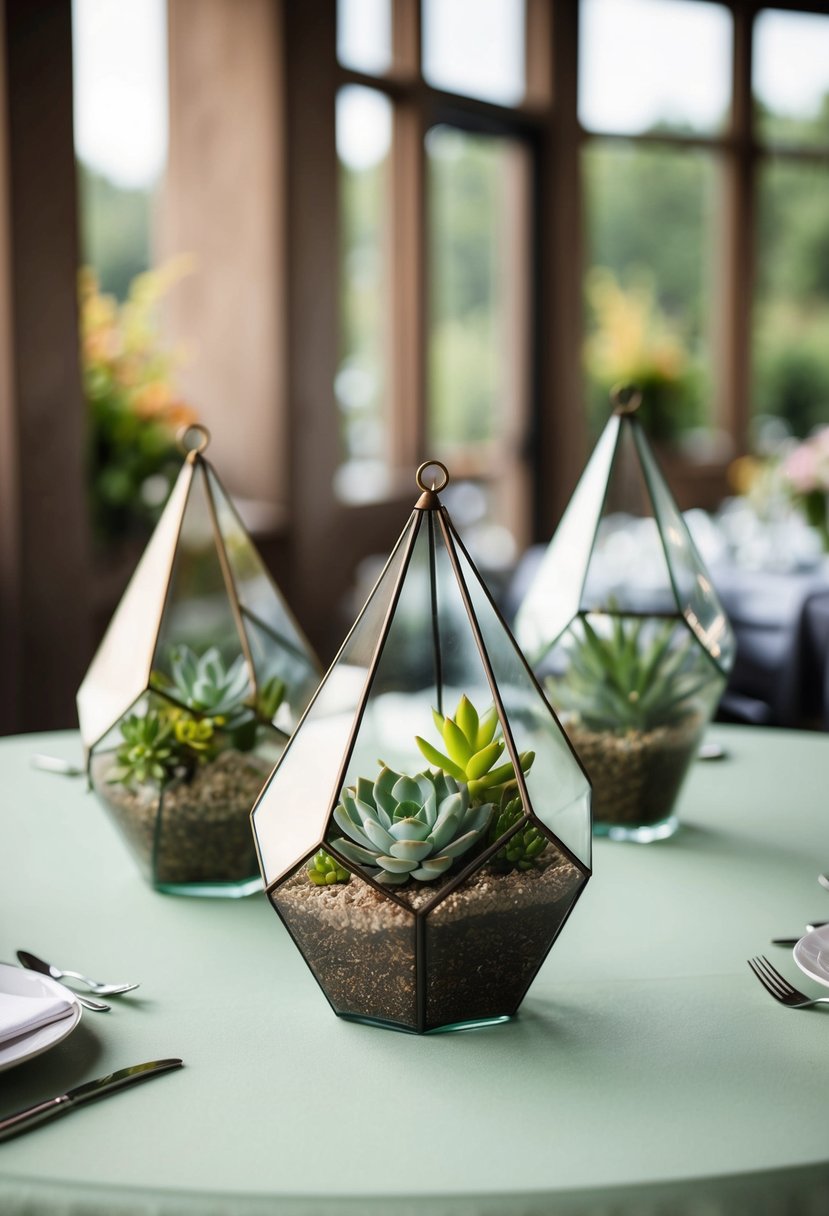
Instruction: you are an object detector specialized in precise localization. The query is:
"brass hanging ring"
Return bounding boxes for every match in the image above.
[415,460,450,493]
[610,384,643,416]
[177,423,211,456]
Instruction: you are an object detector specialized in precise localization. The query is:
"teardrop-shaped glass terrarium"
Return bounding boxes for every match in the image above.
[78,425,321,896]
[251,461,592,1033]
[515,389,735,842]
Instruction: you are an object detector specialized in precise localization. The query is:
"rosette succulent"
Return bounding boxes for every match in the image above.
[331,766,493,885]
[415,695,534,799]
[488,788,548,873]
[307,849,351,886]
[548,615,711,735]
[166,645,253,727]
[108,711,174,787]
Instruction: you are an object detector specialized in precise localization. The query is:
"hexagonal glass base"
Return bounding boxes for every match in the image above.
[600,815,679,844]
[155,874,263,898]
[338,1012,513,1035]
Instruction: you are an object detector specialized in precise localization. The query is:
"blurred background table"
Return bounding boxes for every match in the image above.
[1,726,828,1216]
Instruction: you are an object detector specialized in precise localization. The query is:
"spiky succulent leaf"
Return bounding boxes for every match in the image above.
[330,765,493,886]
[415,695,534,798]
[548,614,711,734]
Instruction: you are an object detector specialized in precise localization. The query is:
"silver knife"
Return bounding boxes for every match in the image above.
[0,1058,183,1141]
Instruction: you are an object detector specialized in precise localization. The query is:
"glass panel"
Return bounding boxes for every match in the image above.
[335,86,392,500]
[73,0,167,297]
[583,141,719,444]
[251,519,416,887]
[205,465,320,724]
[449,531,592,867]
[545,613,725,834]
[151,462,244,682]
[89,689,276,889]
[427,126,529,456]
[336,0,392,76]
[634,427,735,672]
[752,159,829,440]
[422,0,525,106]
[423,827,585,1029]
[754,9,829,148]
[271,859,418,1030]
[579,0,732,136]
[324,513,510,909]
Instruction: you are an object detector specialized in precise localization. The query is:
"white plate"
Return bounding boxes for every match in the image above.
[793,923,829,990]
[0,962,82,1071]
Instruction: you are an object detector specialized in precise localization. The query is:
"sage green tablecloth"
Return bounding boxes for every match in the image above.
[1,726,828,1215]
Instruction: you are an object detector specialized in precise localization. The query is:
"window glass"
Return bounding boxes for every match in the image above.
[337,0,392,76]
[423,0,525,106]
[579,0,732,136]
[754,9,829,148]
[427,125,528,455]
[336,86,393,497]
[753,159,829,438]
[583,141,719,446]
[72,0,167,297]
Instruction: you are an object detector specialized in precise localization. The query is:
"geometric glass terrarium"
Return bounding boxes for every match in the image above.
[516,391,735,842]
[251,462,592,1033]
[77,426,321,896]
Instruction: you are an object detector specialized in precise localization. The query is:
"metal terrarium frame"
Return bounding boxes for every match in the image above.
[253,460,592,1033]
[77,423,320,759]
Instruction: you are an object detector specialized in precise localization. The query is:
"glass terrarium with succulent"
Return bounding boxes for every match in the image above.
[77,426,321,895]
[516,390,735,842]
[252,463,592,1033]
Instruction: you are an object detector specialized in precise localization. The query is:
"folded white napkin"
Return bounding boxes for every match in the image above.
[0,989,74,1045]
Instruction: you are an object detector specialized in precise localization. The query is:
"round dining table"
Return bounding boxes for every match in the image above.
[1,724,828,1215]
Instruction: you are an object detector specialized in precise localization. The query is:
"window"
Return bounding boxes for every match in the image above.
[752,8,829,442]
[334,0,535,562]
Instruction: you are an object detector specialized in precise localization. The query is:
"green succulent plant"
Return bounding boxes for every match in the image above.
[415,695,534,800]
[257,674,287,724]
[166,645,253,727]
[548,614,711,735]
[331,766,494,886]
[108,711,175,787]
[306,849,351,886]
[488,787,548,872]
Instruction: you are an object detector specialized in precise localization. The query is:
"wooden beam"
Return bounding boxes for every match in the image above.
[0,0,90,732]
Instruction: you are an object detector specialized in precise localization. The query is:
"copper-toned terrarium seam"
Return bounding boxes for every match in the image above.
[427,511,445,717]
[199,454,259,698]
[439,509,593,878]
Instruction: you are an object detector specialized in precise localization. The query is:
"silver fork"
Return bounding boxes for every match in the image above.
[747,955,829,1009]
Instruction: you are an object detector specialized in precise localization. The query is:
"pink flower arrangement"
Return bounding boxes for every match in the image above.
[781,428,829,496]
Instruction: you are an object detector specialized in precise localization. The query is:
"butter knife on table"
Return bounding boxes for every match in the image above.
[0,1058,183,1142]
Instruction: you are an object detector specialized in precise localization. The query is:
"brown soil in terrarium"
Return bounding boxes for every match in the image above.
[91,749,272,885]
[273,850,584,1031]
[567,713,704,828]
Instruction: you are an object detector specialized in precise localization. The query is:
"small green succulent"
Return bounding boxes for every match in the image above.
[548,614,711,735]
[167,645,253,727]
[257,674,287,723]
[331,766,493,886]
[488,787,548,872]
[108,711,175,787]
[415,695,534,800]
[306,849,351,886]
